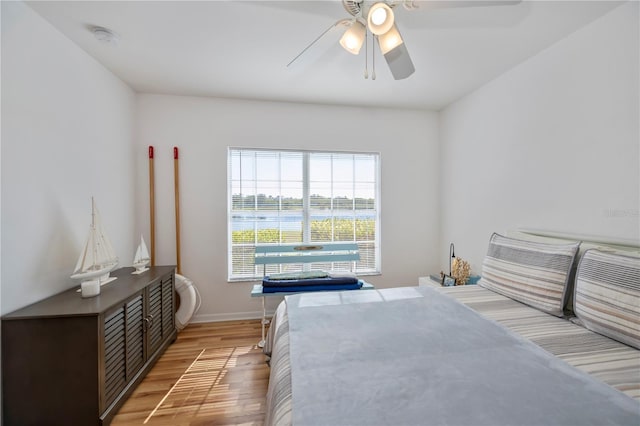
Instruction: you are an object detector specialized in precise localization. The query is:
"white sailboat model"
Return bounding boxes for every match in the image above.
[132,235,150,274]
[71,197,119,290]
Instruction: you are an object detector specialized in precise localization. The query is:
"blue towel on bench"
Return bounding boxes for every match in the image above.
[262,280,363,293]
[262,275,359,288]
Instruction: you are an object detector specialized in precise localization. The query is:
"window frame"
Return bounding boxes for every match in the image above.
[227,147,381,282]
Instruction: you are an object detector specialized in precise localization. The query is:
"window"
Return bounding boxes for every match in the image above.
[228,148,380,280]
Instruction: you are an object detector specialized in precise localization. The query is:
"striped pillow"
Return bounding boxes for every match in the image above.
[479,233,580,317]
[574,249,640,349]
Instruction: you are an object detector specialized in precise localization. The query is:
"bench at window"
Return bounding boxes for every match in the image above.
[250,243,374,347]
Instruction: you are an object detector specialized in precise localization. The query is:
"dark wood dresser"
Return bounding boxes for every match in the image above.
[2,266,177,425]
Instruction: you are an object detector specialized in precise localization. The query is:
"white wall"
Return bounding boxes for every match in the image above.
[1,1,137,314]
[135,95,439,320]
[439,1,639,274]
[5,0,635,322]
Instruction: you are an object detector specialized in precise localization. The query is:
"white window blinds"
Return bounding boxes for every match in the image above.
[228,148,380,280]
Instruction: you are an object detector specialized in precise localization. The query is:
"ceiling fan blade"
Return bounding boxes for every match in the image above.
[383,43,415,80]
[287,19,351,68]
[415,0,522,10]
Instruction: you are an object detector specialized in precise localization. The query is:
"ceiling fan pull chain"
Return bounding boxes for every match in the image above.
[372,36,377,80]
[364,28,369,79]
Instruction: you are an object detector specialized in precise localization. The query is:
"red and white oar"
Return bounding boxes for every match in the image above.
[148,146,156,266]
[173,146,200,331]
[173,147,181,274]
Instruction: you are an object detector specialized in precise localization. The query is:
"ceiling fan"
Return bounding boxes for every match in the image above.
[287,0,522,81]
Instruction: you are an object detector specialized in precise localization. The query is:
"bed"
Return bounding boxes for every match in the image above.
[263,231,640,425]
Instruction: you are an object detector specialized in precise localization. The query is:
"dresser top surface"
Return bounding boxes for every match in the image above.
[2,266,176,319]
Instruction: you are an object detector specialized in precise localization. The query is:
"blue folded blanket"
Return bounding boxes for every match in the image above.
[262,275,359,288]
[262,280,363,293]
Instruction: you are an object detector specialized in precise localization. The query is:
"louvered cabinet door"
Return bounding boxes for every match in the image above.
[125,294,145,381]
[147,281,164,357]
[103,306,127,409]
[161,274,175,340]
[103,292,145,412]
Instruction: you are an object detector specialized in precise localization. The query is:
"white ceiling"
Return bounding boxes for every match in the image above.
[26,0,623,110]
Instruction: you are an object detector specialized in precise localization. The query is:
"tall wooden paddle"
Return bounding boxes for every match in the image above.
[149,146,156,266]
[174,147,181,275]
[172,147,200,330]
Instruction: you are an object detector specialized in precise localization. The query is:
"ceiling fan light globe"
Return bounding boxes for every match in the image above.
[339,21,366,55]
[378,24,403,55]
[370,8,387,25]
[367,2,394,36]
[346,39,356,49]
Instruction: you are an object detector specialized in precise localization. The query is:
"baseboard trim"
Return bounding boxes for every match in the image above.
[191,310,276,323]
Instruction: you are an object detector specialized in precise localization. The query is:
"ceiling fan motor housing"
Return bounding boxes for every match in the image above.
[342,0,363,16]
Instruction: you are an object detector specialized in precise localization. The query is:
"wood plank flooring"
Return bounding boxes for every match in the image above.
[112,320,269,426]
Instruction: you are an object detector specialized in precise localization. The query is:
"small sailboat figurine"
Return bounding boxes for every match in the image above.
[71,197,119,296]
[132,235,150,274]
